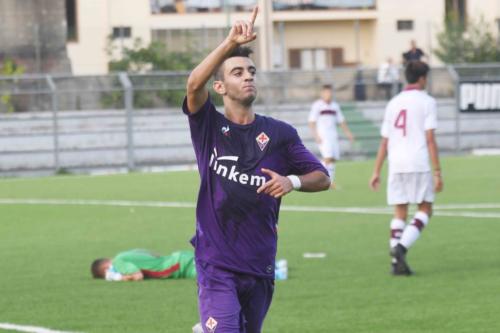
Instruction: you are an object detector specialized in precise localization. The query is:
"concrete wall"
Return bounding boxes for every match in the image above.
[2,99,500,176]
[0,0,71,73]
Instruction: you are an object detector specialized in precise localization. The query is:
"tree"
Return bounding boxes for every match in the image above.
[107,38,200,72]
[0,58,25,113]
[103,38,203,108]
[434,16,500,63]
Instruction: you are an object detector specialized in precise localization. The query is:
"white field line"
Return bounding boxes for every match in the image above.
[0,198,195,209]
[0,198,499,219]
[433,211,500,219]
[433,203,500,210]
[0,323,80,333]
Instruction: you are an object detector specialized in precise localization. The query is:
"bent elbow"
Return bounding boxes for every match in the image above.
[321,174,331,191]
[186,76,202,94]
[186,81,196,94]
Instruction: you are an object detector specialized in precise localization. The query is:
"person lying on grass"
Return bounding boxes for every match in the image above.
[91,249,196,281]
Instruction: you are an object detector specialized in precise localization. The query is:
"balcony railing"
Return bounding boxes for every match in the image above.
[150,0,257,14]
[273,0,376,11]
[150,0,374,14]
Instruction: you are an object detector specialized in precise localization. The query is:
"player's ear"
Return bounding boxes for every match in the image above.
[213,80,226,95]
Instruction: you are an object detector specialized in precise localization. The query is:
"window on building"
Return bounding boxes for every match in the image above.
[151,28,261,67]
[66,0,78,41]
[153,28,227,52]
[112,27,132,39]
[397,20,414,31]
[273,0,376,11]
[330,48,344,66]
[288,48,344,69]
[150,0,257,14]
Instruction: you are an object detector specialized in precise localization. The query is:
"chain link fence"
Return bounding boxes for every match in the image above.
[1,65,499,176]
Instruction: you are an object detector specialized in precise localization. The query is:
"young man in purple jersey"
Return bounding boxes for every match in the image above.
[183,6,330,333]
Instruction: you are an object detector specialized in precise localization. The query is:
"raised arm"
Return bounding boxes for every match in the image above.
[185,6,259,114]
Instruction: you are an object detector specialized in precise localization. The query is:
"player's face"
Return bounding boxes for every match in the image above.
[98,260,112,278]
[321,88,332,102]
[220,57,257,106]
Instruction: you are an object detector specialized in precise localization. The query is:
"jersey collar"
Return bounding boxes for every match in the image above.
[404,84,422,91]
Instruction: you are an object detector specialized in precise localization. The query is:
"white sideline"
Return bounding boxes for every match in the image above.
[0,198,195,208]
[0,323,79,333]
[0,198,499,219]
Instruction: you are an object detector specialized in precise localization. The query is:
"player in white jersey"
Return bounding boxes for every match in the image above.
[370,61,443,275]
[309,84,355,187]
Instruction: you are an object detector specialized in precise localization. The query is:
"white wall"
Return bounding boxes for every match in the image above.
[67,0,110,75]
[374,0,444,67]
[66,0,500,75]
[467,0,500,35]
[67,0,151,75]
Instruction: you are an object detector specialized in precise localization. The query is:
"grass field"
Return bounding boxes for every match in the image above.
[0,155,499,333]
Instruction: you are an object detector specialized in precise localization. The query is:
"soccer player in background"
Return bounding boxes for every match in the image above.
[308,84,355,188]
[91,249,196,281]
[184,6,330,333]
[370,61,443,276]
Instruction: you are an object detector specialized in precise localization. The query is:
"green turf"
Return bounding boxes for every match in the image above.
[0,155,499,333]
[340,103,381,155]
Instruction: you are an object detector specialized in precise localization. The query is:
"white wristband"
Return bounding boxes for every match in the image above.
[287,175,301,190]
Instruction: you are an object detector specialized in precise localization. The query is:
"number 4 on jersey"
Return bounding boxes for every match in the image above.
[394,109,407,136]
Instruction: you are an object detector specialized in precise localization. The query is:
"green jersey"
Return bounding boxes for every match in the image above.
[111,249,196,279]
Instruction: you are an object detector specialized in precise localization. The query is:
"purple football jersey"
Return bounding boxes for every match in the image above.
[183,95,327,278]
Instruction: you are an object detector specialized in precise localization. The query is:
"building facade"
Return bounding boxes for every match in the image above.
[66,0,500,75]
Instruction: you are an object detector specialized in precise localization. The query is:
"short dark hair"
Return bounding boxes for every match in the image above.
[213,46,254,81]
[91,258,108,279]
[405,60,429,84]
[322,84,333,90]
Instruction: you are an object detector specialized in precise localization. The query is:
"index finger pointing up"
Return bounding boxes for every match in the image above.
[250,6,258,24]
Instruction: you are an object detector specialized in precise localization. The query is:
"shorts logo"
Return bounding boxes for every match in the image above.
[205,317,218,332]
[256,132,270,151]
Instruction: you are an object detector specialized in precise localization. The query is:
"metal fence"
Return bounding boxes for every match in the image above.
[0,65,499,176]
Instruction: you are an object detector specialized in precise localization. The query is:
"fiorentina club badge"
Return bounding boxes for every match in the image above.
[256,132,270,151]
[205,317,218,332]
[221,125,230,137]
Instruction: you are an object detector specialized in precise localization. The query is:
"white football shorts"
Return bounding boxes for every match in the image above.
[318,139,340,160]
[387,172,435,205]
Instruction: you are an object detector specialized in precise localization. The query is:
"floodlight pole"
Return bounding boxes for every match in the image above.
[447,65,461,153]
[46,75,60,173]
[119,72,135,171]
[224,0,231,31]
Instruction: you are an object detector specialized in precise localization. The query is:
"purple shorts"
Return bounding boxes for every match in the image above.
[196,260,274,333]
